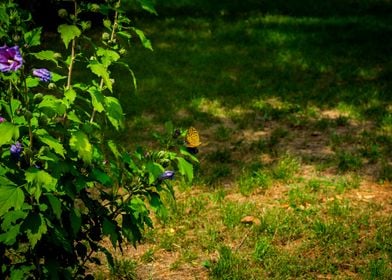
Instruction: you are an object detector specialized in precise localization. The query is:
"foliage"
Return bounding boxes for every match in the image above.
[0,0,197,278]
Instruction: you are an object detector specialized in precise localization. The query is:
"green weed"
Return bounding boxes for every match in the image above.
[109,259,138,280]
[272,154,300,181]
[221,201,256,229]
[253,236,274,262]
[335,175,361,193]
[336,151,363,172]
[141,249,155,263]
[238,170,272,196]
[210,246,255,280]
[215,125,232,141]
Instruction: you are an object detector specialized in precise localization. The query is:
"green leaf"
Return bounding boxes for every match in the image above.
[117,31,132,40]
[51,225,73,253]
[69,131,93,163]
[136,0,157,15]
[146,161,164,184]
[35,129,66,157]
[24,27,42,47]
[0,175,15,185]
[179,147,199,163]
[25,168,58,200]
[67,111,82,124]
[0,185,24,217]
[11,99,21,117]
[176,157,194,182]
[38,95,66,116]
[108,140,120,159]
[64,88,77,107]
[57,24,81,48]
[10,265,34,280]
[103,218,118,247]
[46,194,62,220]
[51,72,67,82]
[98,244,115,269]
[121,214,141,247]
[131,27,153,51]
[87,61,112,92]
[1,210,28,231]
[70,208,81,235]
[92,168,113,186]
[0,122,18,146]
[30,50,59,66]
[97,48,120,67]
[115,61,137,90]
[88,86,105,113]
[0,223,21,246]
[22,213,47,248]
[25,77,40,88]
[130,197,153,228]
[149,192,168,221]
[104,96,124,130]
[0,6,9,23]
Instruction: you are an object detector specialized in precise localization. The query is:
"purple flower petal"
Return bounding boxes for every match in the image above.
[0,45,23,72]
[10,141,23,158]
[33,68,52,82]
[0,116,5,123]
[159,170,175,181]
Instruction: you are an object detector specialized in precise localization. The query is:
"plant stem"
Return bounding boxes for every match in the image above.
[20,69,34,149]
[66,0,78,90]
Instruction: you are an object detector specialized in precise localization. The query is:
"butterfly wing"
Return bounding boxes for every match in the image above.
[185,127,201,148]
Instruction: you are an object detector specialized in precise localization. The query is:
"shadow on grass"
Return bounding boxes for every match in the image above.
[119,13,391,128]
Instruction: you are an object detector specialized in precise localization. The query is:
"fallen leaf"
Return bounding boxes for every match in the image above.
[240,216,261,226]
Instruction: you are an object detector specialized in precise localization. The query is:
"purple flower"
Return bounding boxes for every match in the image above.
[0,116,5,123]
[33,68,52,82]
[10,141,23,158]
[159,170,175,181]
[0,45,23,72]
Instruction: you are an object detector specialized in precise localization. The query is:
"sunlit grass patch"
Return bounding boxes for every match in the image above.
[220,201,257,229]
[209,246,259,280]
[271,154,301,182]
[237,170,272,196]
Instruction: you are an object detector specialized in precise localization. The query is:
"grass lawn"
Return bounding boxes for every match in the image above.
[93,11,391,280]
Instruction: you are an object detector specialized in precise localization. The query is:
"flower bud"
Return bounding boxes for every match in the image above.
[81,21,92,31]
[33,68,52,82]
[58,9,68,18]
[90,4,100,12]
[12,35,20,42]
[119,48,127,55]
[39,115,48,126]
[48,83,56,89]
[102,32,110,41]
[24,147,33,159]
[33,93,43,103]
[24,110,32,121]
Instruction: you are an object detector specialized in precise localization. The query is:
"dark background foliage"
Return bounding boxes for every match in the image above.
[18,0,392,27]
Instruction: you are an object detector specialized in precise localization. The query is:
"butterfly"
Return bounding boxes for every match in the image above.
[185,126,201,154]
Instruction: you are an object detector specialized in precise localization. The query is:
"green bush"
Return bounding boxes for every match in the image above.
[0,1,197,278]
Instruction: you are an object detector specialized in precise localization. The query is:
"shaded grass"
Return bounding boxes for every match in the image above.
[119,15,391,122]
